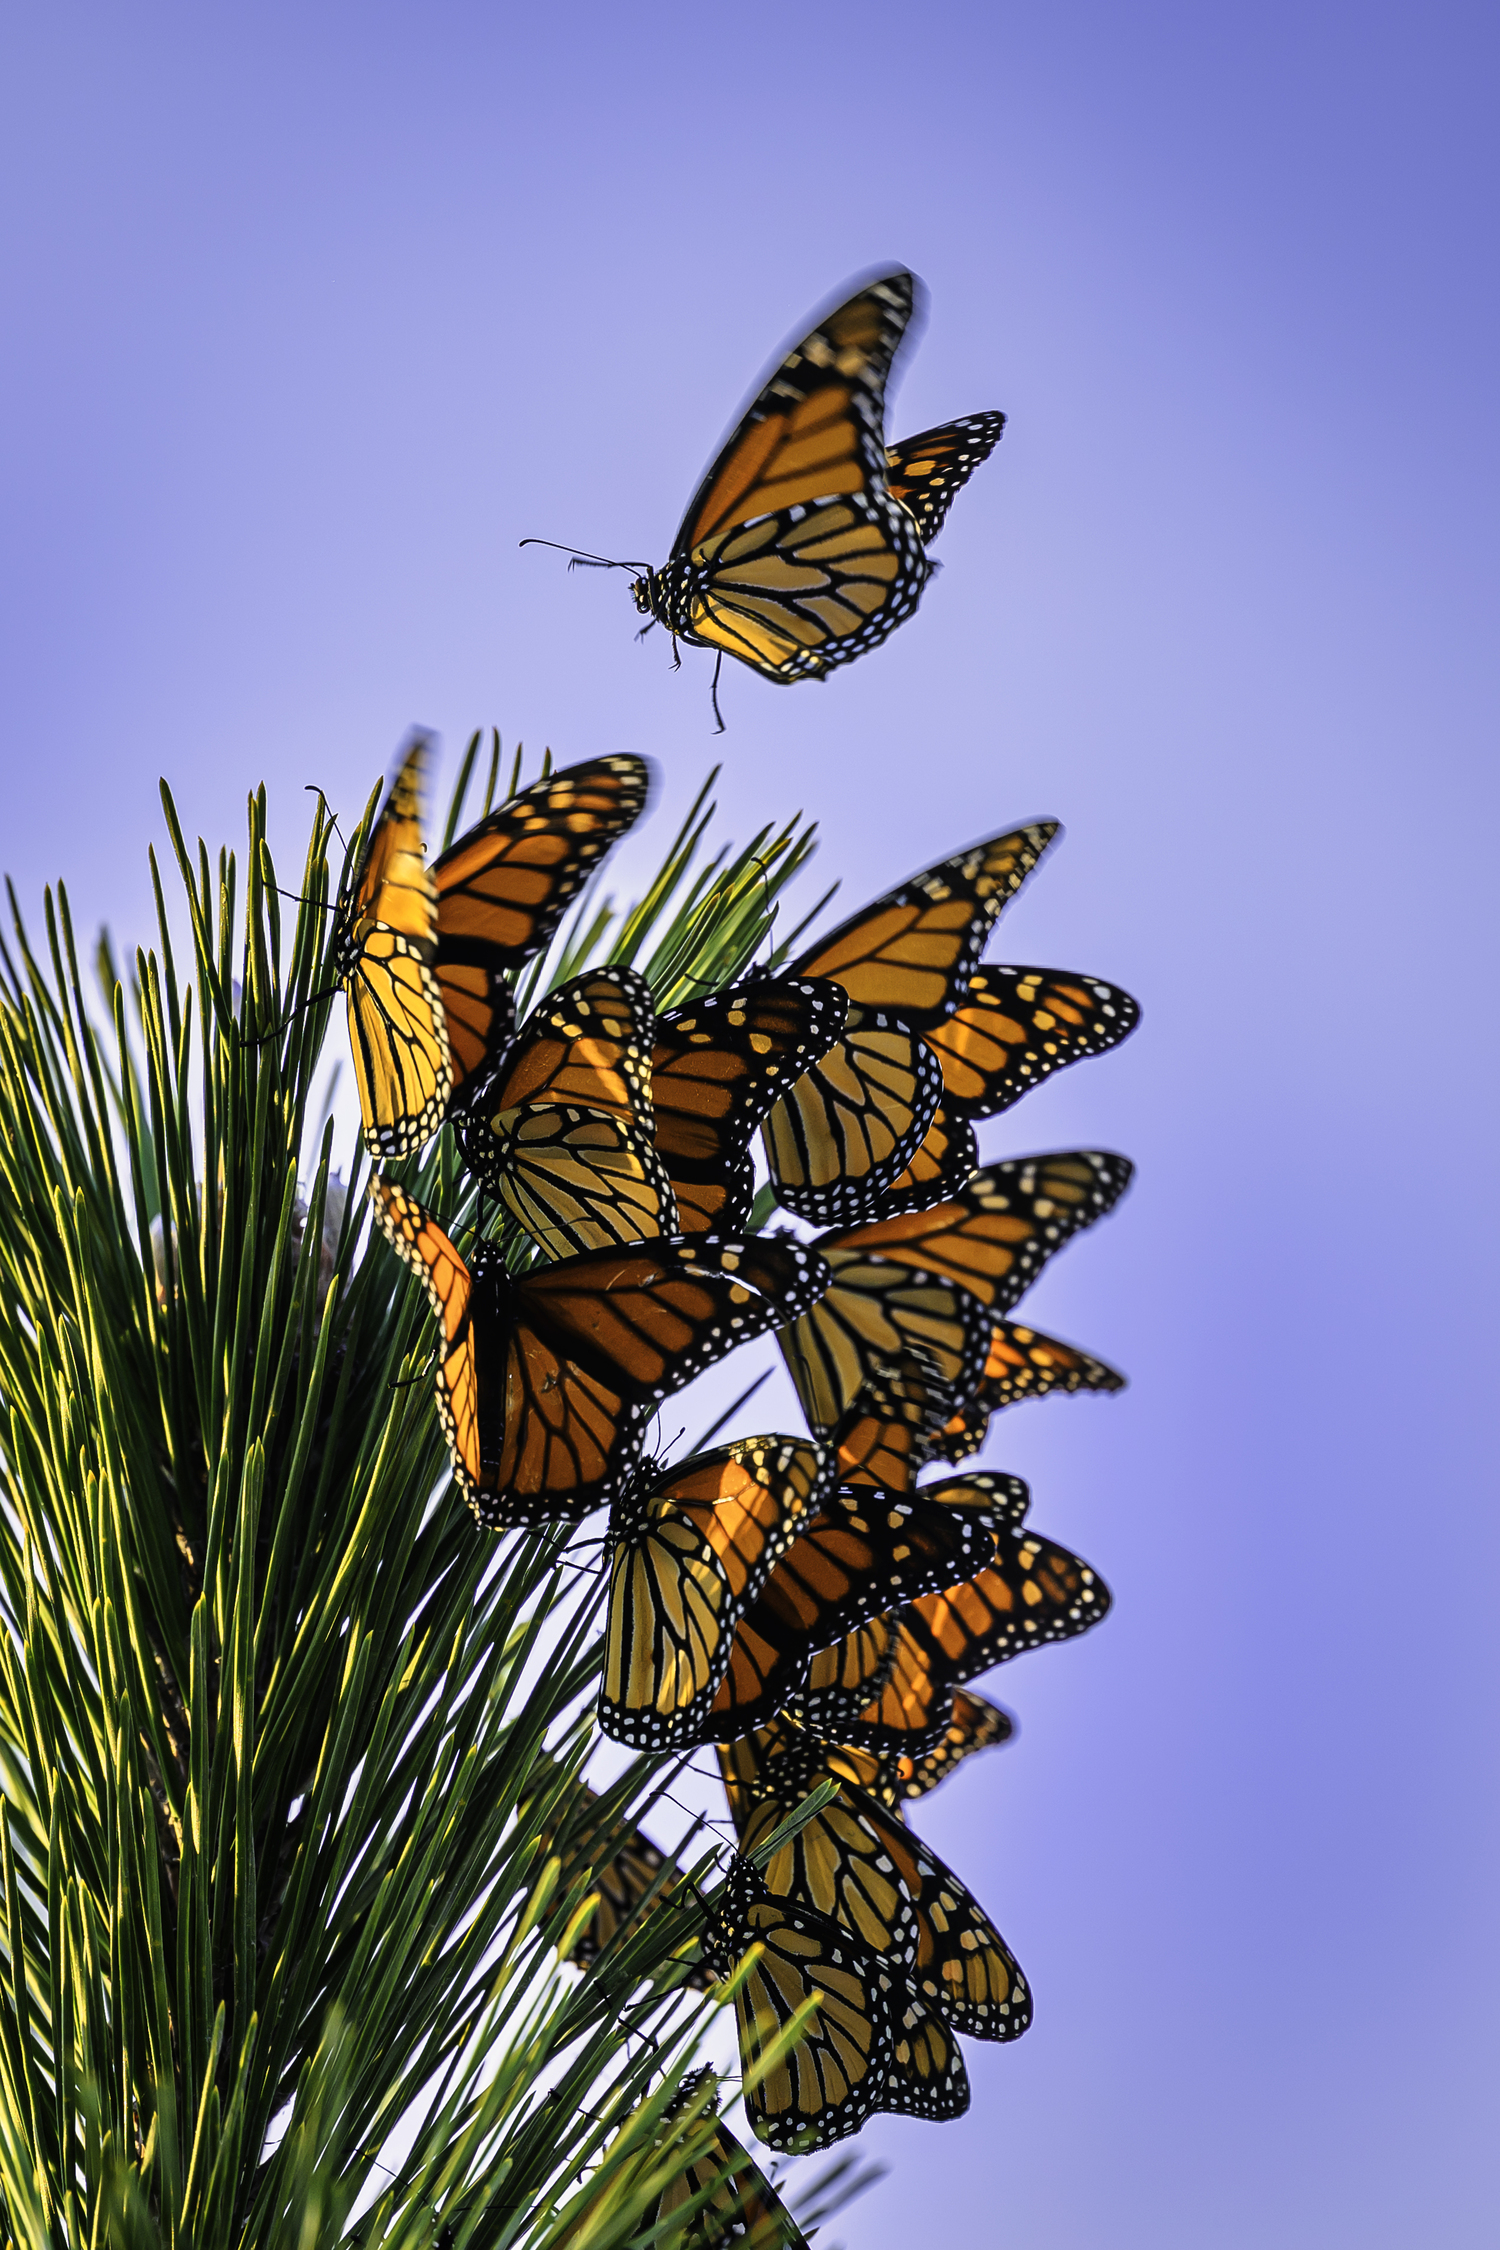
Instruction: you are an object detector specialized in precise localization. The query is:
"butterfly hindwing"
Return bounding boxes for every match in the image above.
[885,412,1007,544]
[334,734,454,1158]
[925,964,1141,1121]
[924,1318,1127,1468]
[456,966,676,1259]
[761,1006,944,1226]
[432,754,649,1104]
[600,1436,833,1751]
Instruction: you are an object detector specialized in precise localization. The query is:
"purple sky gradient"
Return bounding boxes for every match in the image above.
[3,4,1498,2242]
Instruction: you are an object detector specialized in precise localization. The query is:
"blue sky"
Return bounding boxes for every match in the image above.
[3,4,1497,2242]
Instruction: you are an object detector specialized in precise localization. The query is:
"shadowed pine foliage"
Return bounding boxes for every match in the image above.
[0,735,829,2250]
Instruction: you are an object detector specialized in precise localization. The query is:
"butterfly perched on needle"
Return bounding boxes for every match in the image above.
[718,1715,1030,2042]
[333,732,454,1158]
[526,271,1005,720]
[761,823,1059,1224]
[431,753,650,1109]
[704,1855,968,2149]
[598,1435,833,1752]
[635,2074,810,2250]
[454,966,676,1261]
[528,1773,712,1989]
[778,1151,1134,1439]
[700,1481,1005,1742]
[368,1180,829,1528]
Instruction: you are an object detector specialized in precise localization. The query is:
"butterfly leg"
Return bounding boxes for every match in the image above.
[634,617,657,642]
[709,651,726,735]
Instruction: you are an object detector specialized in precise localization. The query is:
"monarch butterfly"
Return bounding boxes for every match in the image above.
[650,978,848,1233]
[923,964,1141,1122]
[779,1152,1134,1436]
[923,1317,1127,1468]
[529,1774,714,1990]
[369,1180,829,1528]
[633,2074,809,2250]
[599,1436,832,1752]
[701,1483,1001,1741]
[432,754,650,1106]
[813,1148,1118,1435]
[454,967,676,1260]
[719,1721,1029,2042]
[621,271,1002,704]
[763,823,1058,1224]
[333,732,454,1158]
[824,1512,1112,1755]
[705,1856,967,2147]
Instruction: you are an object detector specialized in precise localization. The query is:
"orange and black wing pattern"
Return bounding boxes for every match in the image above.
[788,825,1059,1032]
[781,1151,1132,1430]
[925,1317,1127,1468]
[723,1723,1028,2044]
[431,754,649,1104]
[635,273,931,685]
[837,1525,1112,1754]
[334,734,454,1158]
[651,977,847,1232]
[368,1179,481,1490]
[763,824,1057,1223]
[705,1857,897,2152]
[455,967,676,1260]
[643,2078,810,2248]
[925,964,1141,1121]
[702,1485,995,1742]
[599,1436,831,1751]
[887,1689,1015,1804]
[371,1186,828,1529]
[885,413,1007,544]
[761,1006,943,1226]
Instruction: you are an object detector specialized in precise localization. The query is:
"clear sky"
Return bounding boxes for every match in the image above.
[3,4,1498,2244]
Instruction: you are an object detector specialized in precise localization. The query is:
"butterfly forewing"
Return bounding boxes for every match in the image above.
[885,412,1007,544]
[924,1318,1127,1467]
[925,963,1141,1121]
[651,977,848,1233]
[432,754,649,1102]
[599,1436,833,1751]
[336,735,454,1158]
[790,824,1060,1031]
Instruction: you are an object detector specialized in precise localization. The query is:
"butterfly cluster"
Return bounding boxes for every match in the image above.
[334,734,1140,2163]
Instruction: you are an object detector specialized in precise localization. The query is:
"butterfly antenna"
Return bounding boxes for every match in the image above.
[240,981,340,1051]
[709,651,726,735]
[518,537,650,575]
[304,785,350,860]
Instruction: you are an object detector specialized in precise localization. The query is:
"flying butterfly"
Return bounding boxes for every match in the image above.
[599,1436,832,1752]
[332,732,454,1158]
[705,1856,967,2148]
[608,271,1003,712]
[762,823,1058,1225]
[431,754,650,1107]
[369,1181,829,1528]
[720,1719,1029,2042]
[700,1483,1001,1742]
[923,1317,1127,1468]
[779,1151,1133,1437]
[924,964,1141,1123]
[453,966,676,1260]
[650,977,848,1232]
